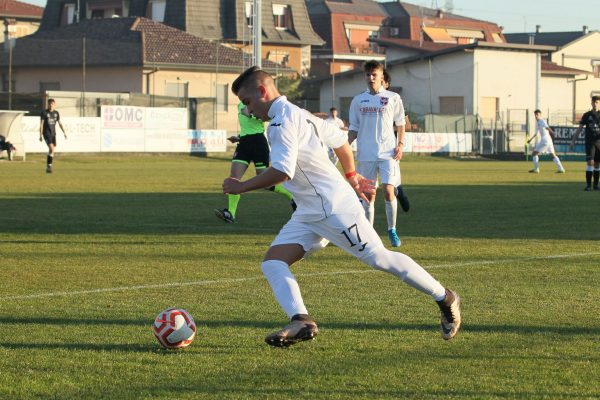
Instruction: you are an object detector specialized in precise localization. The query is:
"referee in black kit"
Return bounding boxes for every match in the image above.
[570,96,600,191]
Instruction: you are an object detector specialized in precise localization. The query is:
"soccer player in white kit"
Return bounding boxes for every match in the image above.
[527,109,565,173]
[223,66,461,347]
[325,107,346,165]
[348,61,404,247]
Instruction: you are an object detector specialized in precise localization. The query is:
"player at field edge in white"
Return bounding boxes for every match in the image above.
[325,107,346,165]
[527,109,565,173]
[222,66,461,345]
[348,60,404,247]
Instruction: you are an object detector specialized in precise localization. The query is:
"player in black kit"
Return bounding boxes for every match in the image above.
[39,99,67,173]
[570,96,600,191]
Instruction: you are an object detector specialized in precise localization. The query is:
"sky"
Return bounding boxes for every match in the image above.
[21,0,598,34]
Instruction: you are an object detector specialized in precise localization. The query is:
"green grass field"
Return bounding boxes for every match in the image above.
[0,153,599,399]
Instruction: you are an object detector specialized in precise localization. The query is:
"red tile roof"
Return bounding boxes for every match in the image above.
[0,0,43,18]
[541,60,590,76]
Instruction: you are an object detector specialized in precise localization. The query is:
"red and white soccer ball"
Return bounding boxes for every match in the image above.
[153,308,197,349]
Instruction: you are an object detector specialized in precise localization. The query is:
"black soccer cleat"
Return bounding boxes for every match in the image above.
[265,314,319,347]
[584,186,592,192]
[395,185,410,212]
[437,289,462,340]
[46,165,53,174]
[214,208,235,223]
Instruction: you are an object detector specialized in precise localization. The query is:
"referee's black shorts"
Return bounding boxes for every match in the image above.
[232,133,270,169]
[43,133,56,146]
[585,138,600,163]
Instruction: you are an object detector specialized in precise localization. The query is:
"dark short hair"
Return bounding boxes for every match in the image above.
[232,66,273,95]
[534,109,541,114]
[383,70,391,84]
[48,98,55,105]
[364,60,384,73]
[330,107,337,112]
[592,95,600,103]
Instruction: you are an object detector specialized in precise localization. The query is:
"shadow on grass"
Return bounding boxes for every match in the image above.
[0,342,161,353]
[2,316,597,337]
[0,182,598,240]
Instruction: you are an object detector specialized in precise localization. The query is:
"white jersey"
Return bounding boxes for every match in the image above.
[325,116,345,129]
[267,96,364,222]
[349,88,405,161]
[535,119,552,143]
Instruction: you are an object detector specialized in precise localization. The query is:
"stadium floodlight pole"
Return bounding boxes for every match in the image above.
[3,19,15,110]
[82,36,86,117]
[253,0,261,68]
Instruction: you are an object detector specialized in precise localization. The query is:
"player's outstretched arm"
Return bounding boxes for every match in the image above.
[223,167,288,195]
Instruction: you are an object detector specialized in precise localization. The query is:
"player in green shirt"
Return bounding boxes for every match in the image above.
[214,102,294,223]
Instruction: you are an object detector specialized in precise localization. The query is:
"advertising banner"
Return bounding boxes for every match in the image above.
[22,116,102,152]
[404,132,472,153]
[189,130,227,153]
[550,126,584,154]
[101,106,145,129]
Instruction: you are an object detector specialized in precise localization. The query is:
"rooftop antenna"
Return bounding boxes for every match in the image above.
[444,0,454,12]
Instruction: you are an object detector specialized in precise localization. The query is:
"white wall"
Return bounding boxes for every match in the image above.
[551,32,600,112]
[320,50,475,116]
[474,48,537,119]
[541,75,574,124]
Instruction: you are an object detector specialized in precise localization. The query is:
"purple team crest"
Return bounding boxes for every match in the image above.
[380,97,389,106]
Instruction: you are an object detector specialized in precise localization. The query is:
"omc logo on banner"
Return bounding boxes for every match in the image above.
[101,106,144,129]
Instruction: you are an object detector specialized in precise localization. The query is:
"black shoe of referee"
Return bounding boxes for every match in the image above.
[395,185,410,212]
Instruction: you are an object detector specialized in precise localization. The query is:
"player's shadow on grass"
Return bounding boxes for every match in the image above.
[0,316,147,326]
[202,319,600,336]
[0,342,159,353]
[1,182,598,240]
[3,316,598,337]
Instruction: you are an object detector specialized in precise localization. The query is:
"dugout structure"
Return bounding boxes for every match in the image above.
[0,110,27,161]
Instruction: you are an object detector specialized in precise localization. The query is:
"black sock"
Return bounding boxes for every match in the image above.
[586,171,592,187]
[594,171,599,188]
[47,155,53,166]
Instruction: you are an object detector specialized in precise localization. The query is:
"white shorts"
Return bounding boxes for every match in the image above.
[534,140,556,155]
[357,159,401,187]
[270,212,385,260]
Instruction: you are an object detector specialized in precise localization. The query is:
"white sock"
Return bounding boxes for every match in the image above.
[261,260,307,318]
[385,200,397,231]
[553,156,564,171]
[587,165,593,172]
[533,155,539,169]
[364,249,446,301]
[362,200,375,226]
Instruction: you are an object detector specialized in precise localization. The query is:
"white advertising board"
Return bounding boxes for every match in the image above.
[189,130,227,153]
[404,132,472,153]
[101,106,145,129]
[22,116,102,152]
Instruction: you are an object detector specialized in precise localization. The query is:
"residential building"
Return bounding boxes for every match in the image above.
[0,17,289,133]
[39,0,323,76]
[306,0,387,78]
[506,27,600,118]
[1,0,43,44]
[379,1,505,45]
[318,42,576,151]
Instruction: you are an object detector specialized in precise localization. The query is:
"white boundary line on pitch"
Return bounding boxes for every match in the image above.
[1,252,599,302]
